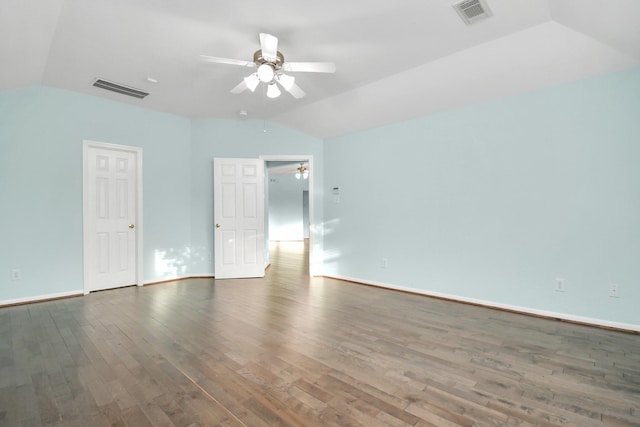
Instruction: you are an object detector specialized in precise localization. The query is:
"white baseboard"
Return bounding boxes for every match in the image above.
[0,276,216,307]
[0,290,84,307]
[5,275,637,333]
[322,274,640,334]
[144,275,213,286]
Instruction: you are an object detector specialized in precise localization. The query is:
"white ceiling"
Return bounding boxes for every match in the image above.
[2,0,639,139]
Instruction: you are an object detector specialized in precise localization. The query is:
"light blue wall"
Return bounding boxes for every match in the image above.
[0,85,191,299]
[189,119,323,275]
[0,86,322,301]
[323,67,640,326]
[2,67,638,329]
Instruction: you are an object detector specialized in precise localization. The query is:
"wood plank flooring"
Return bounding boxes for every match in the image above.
[1,240,639,426]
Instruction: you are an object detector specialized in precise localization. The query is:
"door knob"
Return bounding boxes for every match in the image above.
[215,223,221,228]
[129,224,135,229]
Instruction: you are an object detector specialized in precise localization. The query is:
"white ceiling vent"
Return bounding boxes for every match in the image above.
[92,78,149,99]
[453,0,492,25]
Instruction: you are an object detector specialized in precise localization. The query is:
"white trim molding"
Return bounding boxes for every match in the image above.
[323,274,640,334]
[0,290,84,307]
[260,154,320,277]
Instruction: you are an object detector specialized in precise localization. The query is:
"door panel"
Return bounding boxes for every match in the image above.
[214,158,265,279]
[85,144,138,292]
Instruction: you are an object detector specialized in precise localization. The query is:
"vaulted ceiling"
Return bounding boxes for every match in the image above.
[2,0,639,138]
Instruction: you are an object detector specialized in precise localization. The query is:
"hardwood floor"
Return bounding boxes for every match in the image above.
[1,241,639,426]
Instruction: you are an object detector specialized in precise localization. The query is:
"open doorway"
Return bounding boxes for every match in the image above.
[262,155,313,275]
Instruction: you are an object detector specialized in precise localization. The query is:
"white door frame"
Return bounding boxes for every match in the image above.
[261,154,316,276]
[82,140,143,294]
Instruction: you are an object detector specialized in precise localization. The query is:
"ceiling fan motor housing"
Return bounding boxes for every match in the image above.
[254,50,284,70]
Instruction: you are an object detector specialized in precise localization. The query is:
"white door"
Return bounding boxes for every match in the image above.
[214,158,265,279]
[83,142,140,292]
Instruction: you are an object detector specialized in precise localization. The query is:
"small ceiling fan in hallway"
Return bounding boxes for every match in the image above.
[200,33,336,99]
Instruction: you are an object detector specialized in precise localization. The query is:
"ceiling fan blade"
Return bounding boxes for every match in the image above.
[230,79,248,94]
[200,55,255,68]
[283,62,336,73]
[285,82,306,99]
[259,33,278,61]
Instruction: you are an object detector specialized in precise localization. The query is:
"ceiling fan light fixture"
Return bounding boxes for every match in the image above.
[295,163,309,180]
[257,63,275,83]
[278,73,295,91]
[201,33,335,100]
[244,74,259,92]
[266,83,281,98]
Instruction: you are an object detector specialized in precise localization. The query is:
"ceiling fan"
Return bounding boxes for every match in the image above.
[200,33,336,99]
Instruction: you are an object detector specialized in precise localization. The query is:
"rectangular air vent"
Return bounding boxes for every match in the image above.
[92,79,149,99]
[453,0,492,25]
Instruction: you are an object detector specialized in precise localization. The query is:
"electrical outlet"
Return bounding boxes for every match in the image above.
[381,258,388,269]
[609,284,619,298]
[555,278,565,292]
[11,269,21,281]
